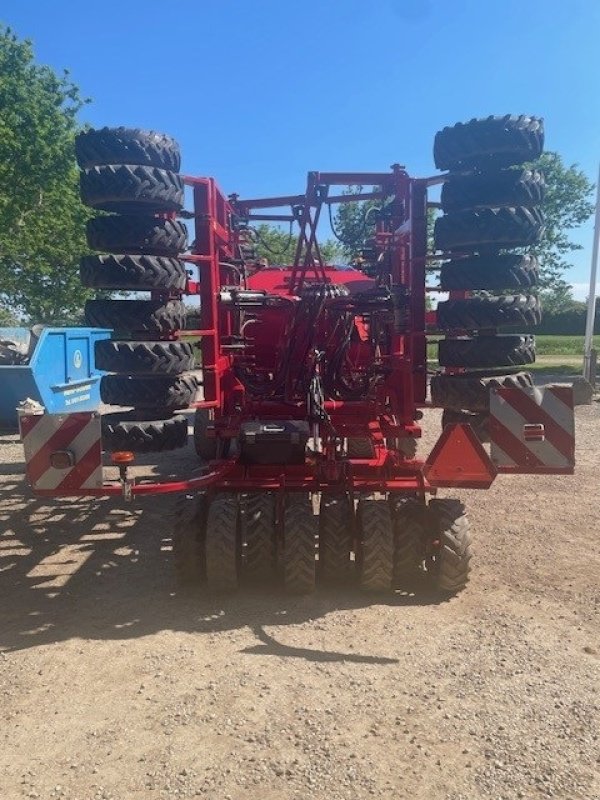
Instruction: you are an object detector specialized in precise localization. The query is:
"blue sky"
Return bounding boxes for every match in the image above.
[4,0,600,297]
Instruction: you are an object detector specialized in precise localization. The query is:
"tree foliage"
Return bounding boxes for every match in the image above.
[332,187,437,258]
[528,152,595,307]
[252,224,341,265]
[0,26,92,324]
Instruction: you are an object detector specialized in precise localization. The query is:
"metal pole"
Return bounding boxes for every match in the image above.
[583,163,600,381]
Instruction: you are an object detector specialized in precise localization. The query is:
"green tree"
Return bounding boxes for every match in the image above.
[332,187,438,257]
[0,26,91,324]
[330,186,378,258]
[529,152,595,309]
[252,224,341,265]
[0,306,20,325]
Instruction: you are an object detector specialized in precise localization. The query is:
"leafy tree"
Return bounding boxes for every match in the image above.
[332,187,438,258]
[0,306,20,326]
[529,152,594,309]
[0,26,92,324]
[251,224,341,265]
[330,186,379,258]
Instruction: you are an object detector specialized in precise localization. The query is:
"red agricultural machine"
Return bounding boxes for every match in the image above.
[19,115,575,595]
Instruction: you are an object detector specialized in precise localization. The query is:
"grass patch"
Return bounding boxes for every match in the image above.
[532,335,600,356]
[427,335,592,376]
[427,335,599,361]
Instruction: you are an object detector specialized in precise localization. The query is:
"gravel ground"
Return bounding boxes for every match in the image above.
[0,405,598,800]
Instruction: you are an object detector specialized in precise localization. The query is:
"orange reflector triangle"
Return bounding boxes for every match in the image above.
[424,423,497,488]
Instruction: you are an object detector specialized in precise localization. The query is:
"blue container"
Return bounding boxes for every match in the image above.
[0,327,111,429]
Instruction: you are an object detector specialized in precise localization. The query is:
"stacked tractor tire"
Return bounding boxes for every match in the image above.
[430,115,545,436]
[75,128,196,452]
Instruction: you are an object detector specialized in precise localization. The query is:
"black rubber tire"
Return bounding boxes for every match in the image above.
[205,493,240,593]
[172,493,205,584]
[241,493,276,583]
[441,169,545,213]
[439,253,539,291]
[357,496,393,592]
[193,409,231,461]
[392,498,423,585]
[76,127,181,171]
[442,409,490,444]
[100,374,198,410]
[397,437,418,459]
[347,438,375,458]
[80,165,184,213]
[80,254,187,291]
[437,295,542,331]
[95,340,195,375]
[101,411,188,453]
[431,371,534,413]
[319,493,354,585]
[433,115,544,171]
[438,334,536,368]
[87,216,188,256]
[85,299,186,336]
[282,496,317,595]
[428,499,472,594]
[434,207,545,252]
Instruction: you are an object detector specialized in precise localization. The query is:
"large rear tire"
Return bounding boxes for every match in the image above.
[95,340,195,375]
[80,254,186,291]
[319,493,354,585]
[392,498,423,586]
[241,493,276,583]
[441,169,544,213]
[101,412,188,453]
[357,496,393,592]
[100,374,198,410]
[434,207,544,252]
[76,127,181,171]
[85,299,186,336]
[427,499,472,594]
[431,371,533,413]
[172,493,205,584]
[433,115,544,171]
[205,493,240,593]
[80,164,184,213]
[439,253,539,291]
[282,496,317,594]
[438,334,535,369]
[437,295,542,331]
[87,215,188,256]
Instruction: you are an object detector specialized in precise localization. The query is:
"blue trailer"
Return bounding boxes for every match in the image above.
[0,326,111,429]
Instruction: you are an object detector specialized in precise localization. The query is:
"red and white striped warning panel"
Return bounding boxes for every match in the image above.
[19,412,103,493]
[490,385,575,473]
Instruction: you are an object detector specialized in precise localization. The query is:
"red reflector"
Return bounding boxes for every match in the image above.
[50,450,75,469]
[424,423,497,488]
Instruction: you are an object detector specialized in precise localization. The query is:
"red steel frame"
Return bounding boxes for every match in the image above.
[33,166,507,497]
[178,167,437,491]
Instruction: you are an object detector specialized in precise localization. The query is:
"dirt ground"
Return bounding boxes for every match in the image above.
[0,406,598,800]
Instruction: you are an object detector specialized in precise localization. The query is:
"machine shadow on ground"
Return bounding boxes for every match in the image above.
[0,462,448,657]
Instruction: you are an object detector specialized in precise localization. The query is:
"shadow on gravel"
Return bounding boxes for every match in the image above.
[242,625,400,665]
[0,465,446,655]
